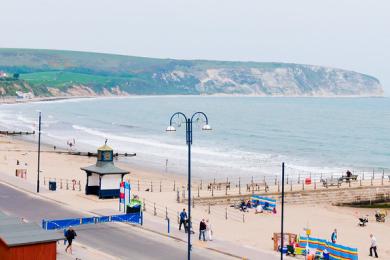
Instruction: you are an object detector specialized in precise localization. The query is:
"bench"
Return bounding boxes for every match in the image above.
[247,182,269,192]
[321,178,342,188]
[338,175,358,182]
[207,182,231,191]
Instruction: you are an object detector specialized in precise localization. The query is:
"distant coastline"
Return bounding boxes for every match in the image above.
[0,48,384,97]
[0,93,387,107]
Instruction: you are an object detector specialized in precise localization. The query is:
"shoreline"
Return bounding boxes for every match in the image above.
[0,94,388,106]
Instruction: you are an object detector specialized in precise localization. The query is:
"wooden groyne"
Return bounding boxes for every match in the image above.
[0,130,35,136]
[0,148,136,158]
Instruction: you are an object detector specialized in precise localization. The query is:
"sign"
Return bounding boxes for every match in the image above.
[119,181,131,212]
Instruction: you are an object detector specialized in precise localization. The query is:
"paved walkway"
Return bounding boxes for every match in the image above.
[0,171,279,259]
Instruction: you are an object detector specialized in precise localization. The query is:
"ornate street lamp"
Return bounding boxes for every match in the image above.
[166,112,211,260]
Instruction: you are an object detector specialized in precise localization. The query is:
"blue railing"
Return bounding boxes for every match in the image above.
[42,212,142,230]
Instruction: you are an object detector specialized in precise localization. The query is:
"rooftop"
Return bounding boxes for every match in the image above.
[81,162,129,175]
[0,212,63,247]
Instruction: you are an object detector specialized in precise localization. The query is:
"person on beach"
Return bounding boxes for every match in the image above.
[179,208,187,231]
[199,219,206,241]
[206,219,212,241]
[369,234,378,258]
[331,229,337,244]
[255,203,263,214]
[240,200,247,212]
[65,226,77,254]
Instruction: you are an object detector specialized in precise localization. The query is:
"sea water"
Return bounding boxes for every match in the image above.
[0,96,389,179]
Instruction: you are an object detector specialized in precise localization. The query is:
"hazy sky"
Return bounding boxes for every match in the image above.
[1,0,389,94]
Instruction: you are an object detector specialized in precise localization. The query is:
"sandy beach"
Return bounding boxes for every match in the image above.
[0,134,389,259]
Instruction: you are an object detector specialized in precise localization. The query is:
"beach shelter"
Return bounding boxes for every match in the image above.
[81,144,129,199]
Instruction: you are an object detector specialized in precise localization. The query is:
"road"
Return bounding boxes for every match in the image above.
[0,182,232,260]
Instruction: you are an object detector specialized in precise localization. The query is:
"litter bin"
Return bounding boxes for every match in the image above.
[126,205,141,214]
[49,181,57,191]
[305,178,312,185]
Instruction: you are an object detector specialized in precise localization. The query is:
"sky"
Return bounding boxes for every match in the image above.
[1,0,389,95]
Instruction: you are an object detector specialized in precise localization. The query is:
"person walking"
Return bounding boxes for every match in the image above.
[206,219,212,241]
[199,219,207,241]
[65,226,77,254]
[369,234,378,258]
[179,208,187,231]
[331,229,337,244]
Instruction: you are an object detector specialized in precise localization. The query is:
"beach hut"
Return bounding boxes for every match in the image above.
[0,212,63,260]
[81,144,129,199]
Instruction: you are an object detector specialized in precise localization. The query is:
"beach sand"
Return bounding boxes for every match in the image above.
[0,135,389,259]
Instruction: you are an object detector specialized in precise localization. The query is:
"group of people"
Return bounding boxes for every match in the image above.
[239,199,276,214]
[179,209,213,241]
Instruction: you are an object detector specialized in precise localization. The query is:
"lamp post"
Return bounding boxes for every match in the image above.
[281,162,285,259]
[166,112,211,260]
[37,112,42,193]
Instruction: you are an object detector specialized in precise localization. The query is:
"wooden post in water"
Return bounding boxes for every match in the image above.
[290,181,292,191]
[278,181,280,193]
[176,189,180,203]
[197,186,200,197]
[154,203,157,216]
[302,182,304,191]
[200,179,203,190]
[138,179,140,191]
[314,181,316,190]
[225,207,228,220]
[208,203,211,214]
[143,199,146,211]
[242,214,245,223]
[212,184,214,197]
[160,181,162,192]
[192,196,195,208]
[173,180,175,191]
[78,180,81,191]
[275,176,277,185]
[298,173,300,184]
[151,181,153,192]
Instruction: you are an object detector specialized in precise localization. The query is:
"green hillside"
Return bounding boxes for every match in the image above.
[0,48,383,97]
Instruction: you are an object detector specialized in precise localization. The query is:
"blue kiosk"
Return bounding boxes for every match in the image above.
[81,144,129,199]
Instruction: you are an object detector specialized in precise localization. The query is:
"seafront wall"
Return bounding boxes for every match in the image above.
[186,185,390,206]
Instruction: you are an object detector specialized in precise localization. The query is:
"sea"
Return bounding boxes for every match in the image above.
[0,96,389,180]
